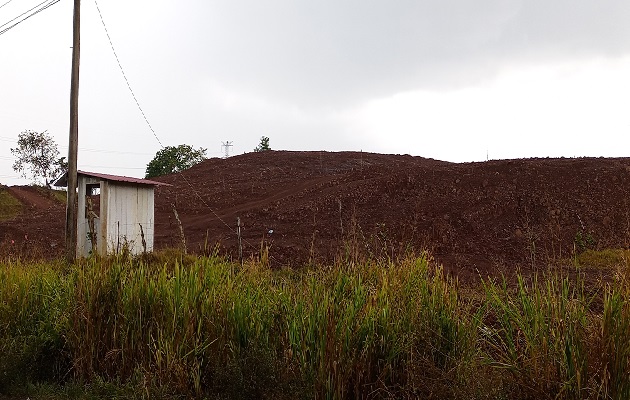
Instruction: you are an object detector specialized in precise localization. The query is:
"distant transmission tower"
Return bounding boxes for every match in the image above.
[221,141,233,158]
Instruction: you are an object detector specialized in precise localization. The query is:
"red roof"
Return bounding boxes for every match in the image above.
[54,171,171,187]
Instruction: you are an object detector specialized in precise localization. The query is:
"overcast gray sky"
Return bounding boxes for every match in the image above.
[1,0,629,186]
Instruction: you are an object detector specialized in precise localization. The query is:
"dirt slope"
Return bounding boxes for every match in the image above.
[153,151,630,275]
[3,151,630,277]
[7,186,60,209]
[0,186,65,256]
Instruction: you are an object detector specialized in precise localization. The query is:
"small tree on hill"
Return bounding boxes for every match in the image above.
[145,144,207,178]
[11,130,67,188]
[254,136,271,152]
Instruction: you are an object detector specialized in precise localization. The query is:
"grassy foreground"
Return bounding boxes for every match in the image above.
[0,252,629,399]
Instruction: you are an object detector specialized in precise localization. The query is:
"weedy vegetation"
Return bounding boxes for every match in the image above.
[0,249,629,399]
[0,188,22,221]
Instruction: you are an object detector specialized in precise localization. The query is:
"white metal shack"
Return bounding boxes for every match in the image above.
[56,170,170,257]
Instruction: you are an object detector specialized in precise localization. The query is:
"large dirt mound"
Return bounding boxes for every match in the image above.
[153,151,630,275]
[2,151,630,276]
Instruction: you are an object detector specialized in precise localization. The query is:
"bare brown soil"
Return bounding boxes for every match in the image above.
[2,151,630,279]
[0,186,65,256]
[7,186,59,210]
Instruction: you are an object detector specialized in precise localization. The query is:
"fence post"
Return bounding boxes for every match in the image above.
[139,223,147,254]
[237,217,243,265]
[172,204,187,254]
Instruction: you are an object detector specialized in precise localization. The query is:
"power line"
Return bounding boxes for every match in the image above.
[0,0,61,36]
[93,0,279,262]
[81,165,145,170]
[0,0,51,29]
[0,0,14,10]
[72,148,154,156]
[93,0,163,148]
[0,136,154,156]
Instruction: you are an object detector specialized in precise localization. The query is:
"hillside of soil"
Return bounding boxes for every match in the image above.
[3,151,630,276]
[153,151,630,276]
[0,185,66,256]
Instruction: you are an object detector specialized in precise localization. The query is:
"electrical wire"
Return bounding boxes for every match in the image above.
[80,148,154,156]
[0,0,51,29]
[93,0,163,149]
[0,0,14,10]
[0,0,50,28]
[81,165,145,170]
[0,0,60,36]
[93,0,278,261]
[0,135,154,156]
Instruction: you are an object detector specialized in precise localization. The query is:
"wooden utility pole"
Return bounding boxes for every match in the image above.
[65,0,80,263]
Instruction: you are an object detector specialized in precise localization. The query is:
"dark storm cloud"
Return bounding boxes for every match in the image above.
[178,0,630,106]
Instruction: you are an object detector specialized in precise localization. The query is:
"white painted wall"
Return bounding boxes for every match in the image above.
[103,183,155,255]
[75,174,156,257]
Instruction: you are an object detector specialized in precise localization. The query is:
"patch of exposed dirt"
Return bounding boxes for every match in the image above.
[0,186,65,256]
[152,151,630,279]
[3,151,630,282]
[7,186,61,210]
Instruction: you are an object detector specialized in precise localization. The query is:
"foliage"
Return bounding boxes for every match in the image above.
[10,130,67,188]
[574,248,630,269]
[0,260,71,392]
[483,274,590,398]
[145,145,207,178]
[254,136,271,152]
[574,230,596,253]
[1,252,630,398]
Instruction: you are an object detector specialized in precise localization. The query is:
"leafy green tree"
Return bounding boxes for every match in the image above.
[145,144,207,178]
[11,130,67,188]
[254,136,271,152]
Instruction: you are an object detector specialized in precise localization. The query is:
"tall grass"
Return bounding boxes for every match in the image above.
[1,252,629,399]
[0,260,71,391]
[599,277,630,399]
[63,254,476,398]
[483,274,591,398]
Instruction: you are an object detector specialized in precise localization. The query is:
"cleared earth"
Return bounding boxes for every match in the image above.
[2,151,630,279]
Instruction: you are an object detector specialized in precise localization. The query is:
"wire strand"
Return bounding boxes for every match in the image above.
[0,0,14,10]
[0,0,50,29]
[0,0,59,36]
[93,0,276,262]
[93,0,163,149]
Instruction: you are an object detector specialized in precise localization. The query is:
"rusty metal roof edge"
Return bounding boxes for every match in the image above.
[54,171,172,187]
